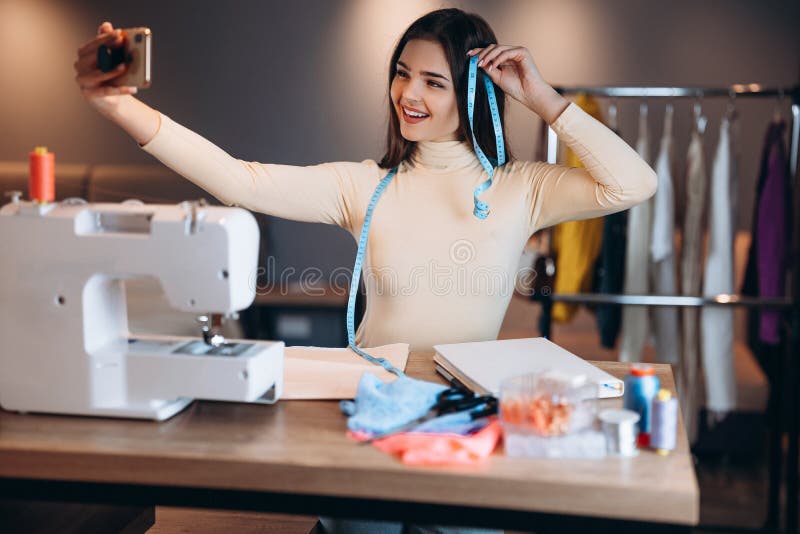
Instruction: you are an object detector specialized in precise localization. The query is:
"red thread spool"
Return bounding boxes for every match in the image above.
[29,146,55,203]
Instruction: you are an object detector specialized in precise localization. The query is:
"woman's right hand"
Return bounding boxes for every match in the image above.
[74,22,138,115]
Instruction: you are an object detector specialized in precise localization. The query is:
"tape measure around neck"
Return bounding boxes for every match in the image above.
[467,53,506,219]
[345,54,506,374]
[346,167,406,376]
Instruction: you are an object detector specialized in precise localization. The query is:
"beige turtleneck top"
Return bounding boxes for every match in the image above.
[141,102,656,351]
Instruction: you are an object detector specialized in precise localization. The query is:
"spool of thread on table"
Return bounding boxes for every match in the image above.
[623,363,660,447]
[650,388,678,455]
[29,146,55,203]
[599,408,640,457]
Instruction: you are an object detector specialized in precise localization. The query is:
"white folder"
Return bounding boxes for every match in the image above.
[434,337,624,399]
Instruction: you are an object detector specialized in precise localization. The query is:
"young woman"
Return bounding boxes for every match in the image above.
[74,8,655,353]
[75,8,656,533]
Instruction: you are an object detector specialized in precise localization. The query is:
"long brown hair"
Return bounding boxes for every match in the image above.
[378,8,514,170]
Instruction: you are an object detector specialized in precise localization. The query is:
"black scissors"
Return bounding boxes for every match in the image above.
[363,388,498,443]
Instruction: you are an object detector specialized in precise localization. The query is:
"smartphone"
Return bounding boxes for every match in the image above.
[98,27,152,89]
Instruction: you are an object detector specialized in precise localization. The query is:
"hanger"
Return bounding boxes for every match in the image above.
[693,94,707,135]
[607,98,619,131]
[639,98,648,138]
[726,89,738,122]
[662,88,676,139]
[663,101,674,138]
[774,87,785,123]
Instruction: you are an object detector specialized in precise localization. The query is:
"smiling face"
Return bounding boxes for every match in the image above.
[390,39,460,142]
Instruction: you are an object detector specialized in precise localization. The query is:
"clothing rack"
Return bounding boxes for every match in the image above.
[536,84,800,534]
[546,85,800,174]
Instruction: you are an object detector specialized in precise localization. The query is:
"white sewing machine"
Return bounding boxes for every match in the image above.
[0,196,283,420]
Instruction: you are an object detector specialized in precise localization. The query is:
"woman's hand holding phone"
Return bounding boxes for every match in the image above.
[74,22,138,115]
[74,21,161,145]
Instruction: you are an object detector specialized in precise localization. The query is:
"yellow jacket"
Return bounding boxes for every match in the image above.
[551,94,606,322]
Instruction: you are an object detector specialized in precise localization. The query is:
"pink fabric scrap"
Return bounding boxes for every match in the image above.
[348,419,502,466]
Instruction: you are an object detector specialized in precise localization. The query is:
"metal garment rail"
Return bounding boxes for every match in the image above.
[546,85,800,175]
[537,84,800,534]
[542,293,791,308]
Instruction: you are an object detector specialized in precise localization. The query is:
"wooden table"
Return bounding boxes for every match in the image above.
[0,352,699,533]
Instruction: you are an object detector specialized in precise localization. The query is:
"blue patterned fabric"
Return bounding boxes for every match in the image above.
[340,373,448,435]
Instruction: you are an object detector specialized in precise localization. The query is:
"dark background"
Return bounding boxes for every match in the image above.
[1,0,798,279]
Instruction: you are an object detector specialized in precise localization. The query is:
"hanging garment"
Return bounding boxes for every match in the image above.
[650,104,680,364]
[728,109,742,242]
[550,94,606,323]
[619,105,652,362]
[593,101,628,349]
[594,205,627,348]
[679,123,708,443]
[742,120,791,357]
[701,116,737,413]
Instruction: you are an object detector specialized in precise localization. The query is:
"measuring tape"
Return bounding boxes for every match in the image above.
[345,167,404,375]
[346,54,506,374]
[466,53,506,219]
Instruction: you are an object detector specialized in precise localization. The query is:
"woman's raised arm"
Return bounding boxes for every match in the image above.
[139,111,372,229]
[466,45,656,233]
[523,102,658,233]
[75,22,373,231]
[74,22,160,144]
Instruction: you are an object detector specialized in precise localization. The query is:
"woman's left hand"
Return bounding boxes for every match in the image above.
[467,45,567,123]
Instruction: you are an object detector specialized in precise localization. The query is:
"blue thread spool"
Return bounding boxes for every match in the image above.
[623,364,660,447]
[650,388,678,455]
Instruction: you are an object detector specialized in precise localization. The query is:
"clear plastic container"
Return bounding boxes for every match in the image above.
[500,371,605,458]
